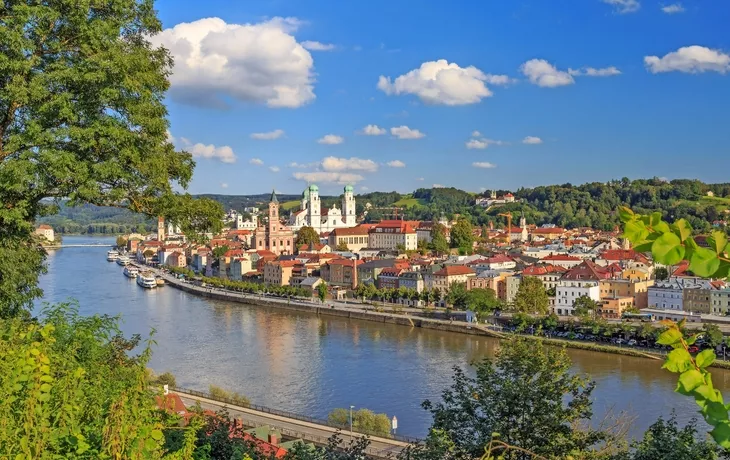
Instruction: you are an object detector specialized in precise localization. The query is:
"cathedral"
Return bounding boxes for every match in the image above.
[253,190,295,256]
[288,184,357,233]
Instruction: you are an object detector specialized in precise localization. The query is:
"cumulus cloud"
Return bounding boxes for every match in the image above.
[287,161,317,168]
[322,156,378,172]
[602,0,640,14]
[386,160,406,168]
[471,130,482,137]
[250,129,285,140]
[302,40,335,51]
[520,59,575,87]
[466,138,506,149]
[644,46,730,74]
[360,124,387,136]
[522,136,543,144]
[220,182,229,189]
[568,66,622,77]
[661,3,685,13]
[377,59,497,105]
[148,17,315,109]
[293,171,364,184]
[472,162,497,169]
[317,134,344,145]
[390,126,425,139]
[249,158,264,165]
[177,136,237,163]
[269,166,280,172]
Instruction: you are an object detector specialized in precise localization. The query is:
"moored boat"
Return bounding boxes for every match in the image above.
[107,250,119,261]
[136,272,157,289]
[123,265,139,278]
[116,255,130,266]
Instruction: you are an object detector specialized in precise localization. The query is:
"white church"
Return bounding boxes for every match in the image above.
[289,184,357,233]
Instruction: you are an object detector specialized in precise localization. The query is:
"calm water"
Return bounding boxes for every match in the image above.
[36,236,730,438]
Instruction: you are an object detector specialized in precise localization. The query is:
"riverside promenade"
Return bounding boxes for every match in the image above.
[173,388,411,458]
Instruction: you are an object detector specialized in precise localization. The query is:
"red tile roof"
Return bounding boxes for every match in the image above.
[434,265,476,277]
[541,254,581,261]
[37,224,53,230]
[522,263,568,276]
[562,260,613,281]
[331,226,371,236]
[531,227,566,235]
[327,258,363,267]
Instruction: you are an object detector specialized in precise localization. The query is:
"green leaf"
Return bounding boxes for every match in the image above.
[657,328,683,347]
[690,247,721,277]
[623,220,649,243]
[677,369,705,395]
[711,422,730,449]
[652,233,685,265]
[696,349,716,369]
[686,334,699,345]
[618,206,634,222]
[702,400,729,424]
[672,218,693,242]
[654,221,671,234]
[40,383,52,393]
[708,230,729,255]
[650,212,663,227]
[38,393,50,402]
[663,348,693,373]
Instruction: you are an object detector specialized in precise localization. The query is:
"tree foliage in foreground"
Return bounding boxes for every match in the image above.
[0,0,223,318]
[401,338,608,460]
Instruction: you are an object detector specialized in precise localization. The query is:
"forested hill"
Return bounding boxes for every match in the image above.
[38,178,730,234]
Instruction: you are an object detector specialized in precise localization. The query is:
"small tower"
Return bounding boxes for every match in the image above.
[490,190,497,199]
[308,184,321,231]
[157,216,165,242]
[301,187,309,214]
[519,211,527,229]
[268,189,280,235]
[342,184,356,226]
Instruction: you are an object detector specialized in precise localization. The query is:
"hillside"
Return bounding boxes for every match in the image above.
[37,178,730,234]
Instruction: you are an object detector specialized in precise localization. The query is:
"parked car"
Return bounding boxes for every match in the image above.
[688,345,700,354]
[627,339,637,346]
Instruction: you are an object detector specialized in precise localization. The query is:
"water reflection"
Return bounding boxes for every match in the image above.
[36,236,729,438]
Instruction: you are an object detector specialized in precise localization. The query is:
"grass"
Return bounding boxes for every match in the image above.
[393,195,427,208]
[280,200,301,211]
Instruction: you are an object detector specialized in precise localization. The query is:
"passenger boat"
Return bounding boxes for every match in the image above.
[136,272,157,289]
[123,265,139,278]
[116,255,130,266]
[107,250,120,261]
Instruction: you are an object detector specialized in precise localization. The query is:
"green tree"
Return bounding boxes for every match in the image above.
[116,235,128,249]
[212,245,230,259]
[0,0,223,318]
[464,288,500,317]
[408,338,606,459]
[573,295,599,319]
[655,267,670,281]
[445,282,468,309]
[317,281,328,303]
[449,219,474,251]
[429,223,450,254]
[702,323,724,349]
[512,276,549,315]
[328,408,391,437]
[336,241,349,251]
[208,385,250,406]
[296,226,320,248]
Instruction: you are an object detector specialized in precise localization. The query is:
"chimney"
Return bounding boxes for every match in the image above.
[163,384,169,395]
[268,432,278,445]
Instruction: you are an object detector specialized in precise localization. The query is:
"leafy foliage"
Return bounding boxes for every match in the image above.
[449,219,474,251]
[573,295,599,318]
[464,288,501,317]
[445,282,469,309]
[209,384,250,406]
[429,223,450,255]
[296,226,320,248]
[512,277,549,315]
[328,408,391,437]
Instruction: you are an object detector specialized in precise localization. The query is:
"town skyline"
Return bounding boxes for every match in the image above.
[154,0,730,196]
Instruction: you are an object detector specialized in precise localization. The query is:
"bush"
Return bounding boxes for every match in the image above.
[208,385,250,406]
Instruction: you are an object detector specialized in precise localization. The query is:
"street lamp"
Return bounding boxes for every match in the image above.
[349,405,355,439]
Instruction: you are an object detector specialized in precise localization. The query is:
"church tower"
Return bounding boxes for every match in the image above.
[157,216,165,241]
[268,189,280,235]
[342,185,356,226]
[308,184,321,231]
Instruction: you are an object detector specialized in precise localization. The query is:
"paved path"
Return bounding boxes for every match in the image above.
[174,390,409,458]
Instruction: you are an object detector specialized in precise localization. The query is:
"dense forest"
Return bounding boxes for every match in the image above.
[39,178,730,234]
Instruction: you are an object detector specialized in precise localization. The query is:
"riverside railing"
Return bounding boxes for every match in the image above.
[172,386,421,444]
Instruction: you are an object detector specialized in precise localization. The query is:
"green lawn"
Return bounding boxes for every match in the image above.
[701,196,730,207]
[393,196,427,208]
[280,200,301,211]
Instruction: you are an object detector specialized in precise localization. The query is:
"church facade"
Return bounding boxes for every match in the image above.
[288,184,357,233]
[253,191,295,256]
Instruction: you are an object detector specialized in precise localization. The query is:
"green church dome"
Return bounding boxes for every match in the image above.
[344,185,354,193]
[309,184,319,192]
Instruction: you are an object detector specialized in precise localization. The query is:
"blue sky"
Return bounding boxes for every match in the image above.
[152,0,730,196]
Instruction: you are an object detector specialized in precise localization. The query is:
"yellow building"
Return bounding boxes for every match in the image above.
[598,296,634,319]
[263,260,296,286]
[599,278,654,309]
[622,267,650,281]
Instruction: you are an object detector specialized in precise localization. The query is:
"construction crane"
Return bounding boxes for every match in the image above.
[498,212,513,245]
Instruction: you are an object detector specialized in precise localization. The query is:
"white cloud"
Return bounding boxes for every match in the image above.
[293,171,365,184]
[317,134,344,145]
[302,40,335,51]
[661,3,685,13]
[220,182,228,189]
[433,184,445,188]
[522,136,543,145]
[471,130,482,137]
[568,66,622,77]
[377,59,495,105]
[287,161,317,168]
[177,136,237,163]
[473,162,497,169]
[479,187,487,192]
[644,46,730,74]
[360,186,369,191]
[520,59,575,87]
[360,124,387,136]
[322,156,378,172]
[250,129,285,140]
[484,74,516,86]
[269,166,280,172]
[386,160,406,168]
[466,138,506,150]
[417,177,425,181]
[602,0,640,14]
[249,158,264,165]
[148,17,315,109]
[390,126,425,139]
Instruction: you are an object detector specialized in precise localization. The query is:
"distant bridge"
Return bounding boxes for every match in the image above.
[47,244,114,248]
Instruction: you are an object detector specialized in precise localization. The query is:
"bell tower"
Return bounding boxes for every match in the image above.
[342,184,356,226]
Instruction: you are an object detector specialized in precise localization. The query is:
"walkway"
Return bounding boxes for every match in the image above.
[173,389,411,458]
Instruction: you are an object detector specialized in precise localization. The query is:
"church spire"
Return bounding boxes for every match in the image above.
[270,189,278,203]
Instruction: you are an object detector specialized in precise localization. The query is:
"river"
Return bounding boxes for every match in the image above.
[36,235,730,439]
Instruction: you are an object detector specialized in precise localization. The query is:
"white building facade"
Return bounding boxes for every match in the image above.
[554,281,601,316]
[289,184,357,233]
